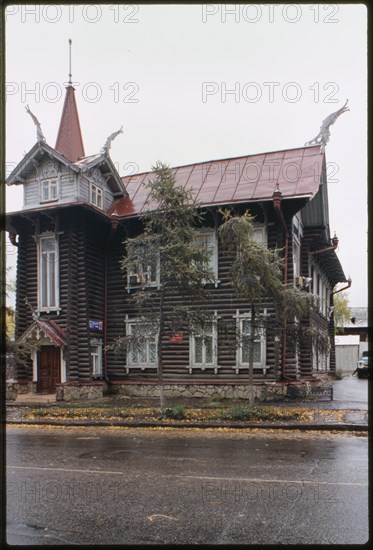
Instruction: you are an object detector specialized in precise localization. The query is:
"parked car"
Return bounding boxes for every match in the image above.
[356,351,371,378]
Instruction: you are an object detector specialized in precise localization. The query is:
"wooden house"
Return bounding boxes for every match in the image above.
[6,83,348,400]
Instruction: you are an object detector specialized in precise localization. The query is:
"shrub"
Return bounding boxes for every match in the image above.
[223,405,271,421]
[159,405,186,420]
[335,369,344,380]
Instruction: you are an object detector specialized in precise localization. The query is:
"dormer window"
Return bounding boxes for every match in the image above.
[91,183,103,209]
[40,178,58,202]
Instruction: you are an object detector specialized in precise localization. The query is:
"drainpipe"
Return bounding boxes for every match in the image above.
[332,277,352,295]
[272,188,289,380]
[309,233,339,255]
[9,233,19,247]
[103,216,120,384]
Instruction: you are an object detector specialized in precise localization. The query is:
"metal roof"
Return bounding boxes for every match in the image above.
[108,145,323,218]
[55,85,85,163]
[335,335,360,346]
[345,307,368,328]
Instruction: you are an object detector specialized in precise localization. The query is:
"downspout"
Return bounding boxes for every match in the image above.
[272,188,289,380]
[309,233,339,255]
[332,277,352,295]
[103,216,120,384]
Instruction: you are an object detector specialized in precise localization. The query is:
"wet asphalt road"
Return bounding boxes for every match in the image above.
[6,426,368,545]
[332,374,368,409]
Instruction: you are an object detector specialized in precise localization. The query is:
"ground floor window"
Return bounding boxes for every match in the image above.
[189,319,218,373]
[234,311,267,374]
[90,340,103,377]
[312,340,330,372]
[127,321,157,371]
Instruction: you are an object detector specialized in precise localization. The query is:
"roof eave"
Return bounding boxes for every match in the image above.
[6,142,80,186]
[79,154,127,196]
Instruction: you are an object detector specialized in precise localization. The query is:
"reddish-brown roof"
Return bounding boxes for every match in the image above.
[55,86,85,163]
[108,145,323,218]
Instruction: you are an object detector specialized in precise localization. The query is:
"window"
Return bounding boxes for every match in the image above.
[40,178,58,202]
[189,320,218,373]
[127,244,159,287]
[91,183,103,209]
[38,235,59,310]
[293,237,301,279]
[127,321,157,371]
[91,341,103,377]
[235,315,265,373]
[253,226,267,246]
[240,319,262,363]
[194,230,218,280]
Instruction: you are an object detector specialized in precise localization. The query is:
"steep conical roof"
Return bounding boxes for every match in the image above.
[55,85,85,162]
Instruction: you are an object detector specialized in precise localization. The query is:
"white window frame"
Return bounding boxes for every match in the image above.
[40,178,59,203]
[193,229,218,284]
[91,183,104,209]
[189,314,219,374]
[125,318,157,373]
[293,235,301,280]
[127,244,160,289]
[252,225,267,246]
[312,340,329,373]
[234,310,267,374]
[90,339,103,378]
[37,234,60,313]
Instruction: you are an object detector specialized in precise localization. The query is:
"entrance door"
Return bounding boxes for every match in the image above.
[37,346,61,393]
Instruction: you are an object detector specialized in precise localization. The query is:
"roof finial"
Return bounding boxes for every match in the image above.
[25,104,46,142]
[68,38,72,85]
[101,126,123,156]
[305,100,349,152]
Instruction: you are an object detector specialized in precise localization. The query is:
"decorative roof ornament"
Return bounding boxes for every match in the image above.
[68,38,72,86]
[25,104,46,143]
[101,126,123,155]
[305,99,349,151]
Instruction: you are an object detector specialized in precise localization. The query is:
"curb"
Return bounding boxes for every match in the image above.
[6,420,368,431]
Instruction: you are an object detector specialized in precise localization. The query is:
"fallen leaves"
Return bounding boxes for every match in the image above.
[15,403,349,425]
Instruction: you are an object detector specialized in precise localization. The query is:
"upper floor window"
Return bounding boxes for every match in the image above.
[40,178,58,202]
[293,237,301,279]
[38,235,59,311]
[91,183,103,209]
[253,226,267,246]
[194,230,218,280]
[127,243,159,288]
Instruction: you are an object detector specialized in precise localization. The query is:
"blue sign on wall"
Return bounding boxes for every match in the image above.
[89,320,103,331]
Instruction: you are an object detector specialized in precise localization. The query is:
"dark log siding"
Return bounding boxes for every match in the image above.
[13,208,109,383]
[106,227,128,379]
[14,220,37,380]
[299,225,335,375]
[11,199,339,386]
[105,206,294,383]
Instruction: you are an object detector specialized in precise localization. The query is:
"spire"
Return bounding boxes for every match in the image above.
[55,39,85,162]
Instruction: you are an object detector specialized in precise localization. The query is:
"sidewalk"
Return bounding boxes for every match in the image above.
[6,393,368,432]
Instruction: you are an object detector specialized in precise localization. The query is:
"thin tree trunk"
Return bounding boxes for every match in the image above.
[157,287,165,413]
[248,303,255,405]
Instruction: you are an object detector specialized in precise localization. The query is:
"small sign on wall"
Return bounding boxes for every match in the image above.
[89,320,103,331]
[169,332,184,343]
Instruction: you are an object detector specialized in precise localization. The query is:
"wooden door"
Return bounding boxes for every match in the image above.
[37,346,61,393]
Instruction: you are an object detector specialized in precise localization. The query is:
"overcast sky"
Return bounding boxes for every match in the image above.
[5,3,367,307]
